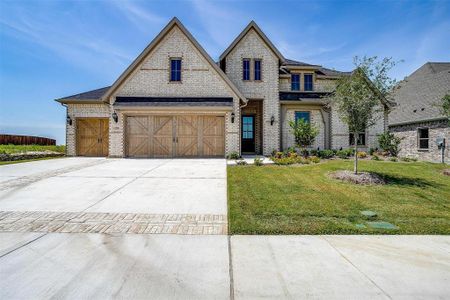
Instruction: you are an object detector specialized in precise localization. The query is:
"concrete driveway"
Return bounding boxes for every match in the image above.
[1,158,449,299]
[0,158,226,215]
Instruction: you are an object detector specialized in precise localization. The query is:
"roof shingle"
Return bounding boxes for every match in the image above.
[389,62,450,126]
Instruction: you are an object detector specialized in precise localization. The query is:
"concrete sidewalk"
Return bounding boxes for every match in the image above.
[231,235,450,299]
[1,233,449,299]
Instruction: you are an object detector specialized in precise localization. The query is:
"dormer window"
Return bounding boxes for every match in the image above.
[291,74,300,91]
[170,58,182,82]
[243,59,250,81]
[304,74,313,91]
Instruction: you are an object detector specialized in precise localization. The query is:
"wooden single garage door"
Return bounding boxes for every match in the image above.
[76,118,109,157]
[126,115,224,158]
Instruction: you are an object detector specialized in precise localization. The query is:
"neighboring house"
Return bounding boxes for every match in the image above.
[56,17,388,158]
[389,62,450,162]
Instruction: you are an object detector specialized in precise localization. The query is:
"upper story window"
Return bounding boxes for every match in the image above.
[170,58,182,82]
[295,111,310,124]
[418,128,429,149]
[291,74,300,91]
[304,74,313,91]
[349,132,366,146]
[254,59,262,81]
[243,59,250,81]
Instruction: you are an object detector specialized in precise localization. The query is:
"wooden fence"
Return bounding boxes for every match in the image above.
[0,134,56,146]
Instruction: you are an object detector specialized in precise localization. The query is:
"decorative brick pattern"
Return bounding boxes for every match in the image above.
[0,211,228,235]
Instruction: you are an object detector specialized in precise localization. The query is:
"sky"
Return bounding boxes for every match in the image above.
[1,0,449,144]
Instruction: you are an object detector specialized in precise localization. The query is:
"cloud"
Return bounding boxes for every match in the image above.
[0,6,133,75]
[111,1,166,32]
[190,0,245,54]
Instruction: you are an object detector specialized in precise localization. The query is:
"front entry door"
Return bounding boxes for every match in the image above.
[241,115,255,153]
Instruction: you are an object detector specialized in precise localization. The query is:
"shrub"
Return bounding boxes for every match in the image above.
[310,149,319,157]
[371,154,380,161]
[287,152,298,158]
[410,157,418,162]
[272,157,296,165]
[300,157,311,164]
[289,118,319,151]
[336,149,353,159]
[273,152,284,159]
[299,148,309,157]
[357,151,367,158]
[318,149,334,159]
[227,152,240,160]
[400,157,411,162]
[389,157,398,162]
[378,132,403,157]
[369,148,375,155]
[309,156,320,163]
[254,157,263,166]
[236,159,248,165]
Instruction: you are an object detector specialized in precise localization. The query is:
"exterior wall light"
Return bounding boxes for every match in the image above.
[270,115,275,126]
[231,112,235,123]
[66,115,72,126]
[112,111,118,123]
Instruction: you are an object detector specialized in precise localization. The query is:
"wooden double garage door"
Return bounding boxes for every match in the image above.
[126,115,225,158]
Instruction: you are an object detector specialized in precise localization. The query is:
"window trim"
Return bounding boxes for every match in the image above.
[169,57,182,82]
[254,59,262,81]
[304,73,314,91]
[242,58,251,81]
[349,132,366,146]
[417,127,430,150]
[291,74,301,91]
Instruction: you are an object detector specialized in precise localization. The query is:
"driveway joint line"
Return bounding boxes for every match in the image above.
[228,235,235,300]
[80,160,173,213]
[0,232,47,259]
[321,236,392,300]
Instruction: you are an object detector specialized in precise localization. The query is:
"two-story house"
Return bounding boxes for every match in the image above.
[56,17,388,158]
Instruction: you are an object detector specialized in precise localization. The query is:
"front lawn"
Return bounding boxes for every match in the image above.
[0,144,65,154]
[228,160,450,234]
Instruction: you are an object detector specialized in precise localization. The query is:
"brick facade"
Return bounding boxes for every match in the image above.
[62,19,389,158]
[110,26,241,157]
[224,29,280,155]
[281,105,326,150]
[66,104,110,156]
[390,120,449,163]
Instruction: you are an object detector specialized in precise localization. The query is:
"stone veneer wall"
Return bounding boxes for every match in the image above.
[390,120,449,163]
[66,104,111,156]
[224,28,280,155]
[281,105,326,150]
[109,25,240,157]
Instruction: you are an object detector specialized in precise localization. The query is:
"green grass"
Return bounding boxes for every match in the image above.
[0,144,65,154]
[228,160,450,235]
[0,156,64,165]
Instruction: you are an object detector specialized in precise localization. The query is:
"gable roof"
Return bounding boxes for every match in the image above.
[219,21,285,62]
[102,17,246,103]
[389,62,450,126]
[56,86,110,103]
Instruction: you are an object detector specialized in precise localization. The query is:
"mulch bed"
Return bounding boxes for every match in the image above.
[443,169,450,176]
[329,170,386,185]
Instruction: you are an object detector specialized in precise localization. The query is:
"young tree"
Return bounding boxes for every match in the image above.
[328,56,398,174]
[289,118,319,155]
